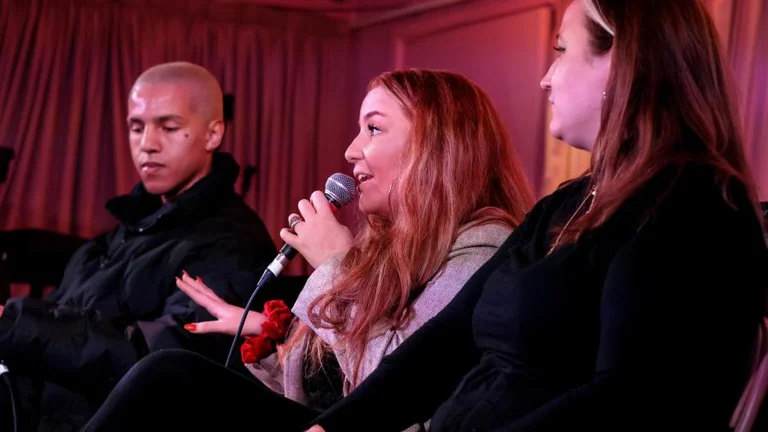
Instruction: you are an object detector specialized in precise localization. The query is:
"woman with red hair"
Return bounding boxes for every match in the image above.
[82,69,535,431]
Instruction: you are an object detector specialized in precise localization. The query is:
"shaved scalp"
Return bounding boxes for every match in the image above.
[132,61,224,121]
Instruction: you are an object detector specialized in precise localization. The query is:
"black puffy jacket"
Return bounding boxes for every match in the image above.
[0,152,278,430]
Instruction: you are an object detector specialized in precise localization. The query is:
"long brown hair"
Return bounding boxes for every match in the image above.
[557,0,762,245]
[282,69,534,385]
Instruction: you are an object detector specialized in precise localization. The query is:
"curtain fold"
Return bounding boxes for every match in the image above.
[726,0,768,200]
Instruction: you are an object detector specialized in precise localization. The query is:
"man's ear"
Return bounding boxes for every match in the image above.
[205,119,225,152]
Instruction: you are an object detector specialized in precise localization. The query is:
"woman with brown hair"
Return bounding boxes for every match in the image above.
[300,0,768,431]
[80,69,534,431]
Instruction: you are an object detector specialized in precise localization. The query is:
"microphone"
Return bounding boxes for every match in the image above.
[224,172,356,368]
[265,172,357,279]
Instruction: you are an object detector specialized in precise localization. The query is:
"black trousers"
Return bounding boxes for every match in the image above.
[81,349,321,432]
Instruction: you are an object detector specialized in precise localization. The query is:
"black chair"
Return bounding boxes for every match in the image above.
[0,229,87,303]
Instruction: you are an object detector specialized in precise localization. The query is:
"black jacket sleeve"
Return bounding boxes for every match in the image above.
[0,296,141,397]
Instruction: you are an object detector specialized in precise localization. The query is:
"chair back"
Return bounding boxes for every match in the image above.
[0,229,87,301]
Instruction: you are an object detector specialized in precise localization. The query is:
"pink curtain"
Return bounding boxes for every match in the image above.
[0,0,353,275]
[726,0,768,201]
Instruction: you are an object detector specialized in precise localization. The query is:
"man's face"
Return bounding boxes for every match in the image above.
[127,82,216,200]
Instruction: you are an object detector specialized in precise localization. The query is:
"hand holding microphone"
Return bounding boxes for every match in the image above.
[223,173,356,368]
[279,190,354,269]
[264,173,356,278]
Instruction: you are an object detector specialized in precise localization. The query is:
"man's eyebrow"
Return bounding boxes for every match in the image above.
[127,114,186,123]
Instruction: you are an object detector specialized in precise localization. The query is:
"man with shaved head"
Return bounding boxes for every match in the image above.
[0,62,277,431]
[128,61,227,198]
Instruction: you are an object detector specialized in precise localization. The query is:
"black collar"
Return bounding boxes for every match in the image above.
[105,152,241,233]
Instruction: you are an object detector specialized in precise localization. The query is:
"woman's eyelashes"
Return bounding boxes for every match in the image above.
[367,124,382,136]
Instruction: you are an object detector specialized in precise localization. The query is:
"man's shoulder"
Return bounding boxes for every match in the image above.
[205,195,270,233]
[181,196,276,252]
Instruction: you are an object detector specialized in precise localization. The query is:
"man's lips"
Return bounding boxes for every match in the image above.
[141,162,165,173]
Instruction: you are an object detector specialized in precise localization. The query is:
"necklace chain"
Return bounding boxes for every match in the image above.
[547,185,597,255]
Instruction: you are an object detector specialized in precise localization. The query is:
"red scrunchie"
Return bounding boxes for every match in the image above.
[240,300,292,364]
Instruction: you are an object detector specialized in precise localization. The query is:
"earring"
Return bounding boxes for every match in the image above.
[602,91,607,100]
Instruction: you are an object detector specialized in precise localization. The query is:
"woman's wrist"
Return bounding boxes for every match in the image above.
[240,300,293,364]
[242,310,267,337]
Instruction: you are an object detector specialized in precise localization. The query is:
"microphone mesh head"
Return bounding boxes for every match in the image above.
[325,173,357,205]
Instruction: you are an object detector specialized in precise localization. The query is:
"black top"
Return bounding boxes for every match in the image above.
[314,164,768,431]
[303,346,345,409]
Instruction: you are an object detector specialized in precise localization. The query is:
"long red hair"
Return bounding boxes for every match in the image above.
[557,0,761,245]
[282,69,534,385]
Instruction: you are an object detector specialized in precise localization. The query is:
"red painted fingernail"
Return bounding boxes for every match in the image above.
[184,324,197,331]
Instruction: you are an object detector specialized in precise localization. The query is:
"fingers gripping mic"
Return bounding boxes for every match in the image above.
[225,173,356,368]
[266,173,357,279]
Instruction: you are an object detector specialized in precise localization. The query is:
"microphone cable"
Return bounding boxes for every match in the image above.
[224,269,276,369]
